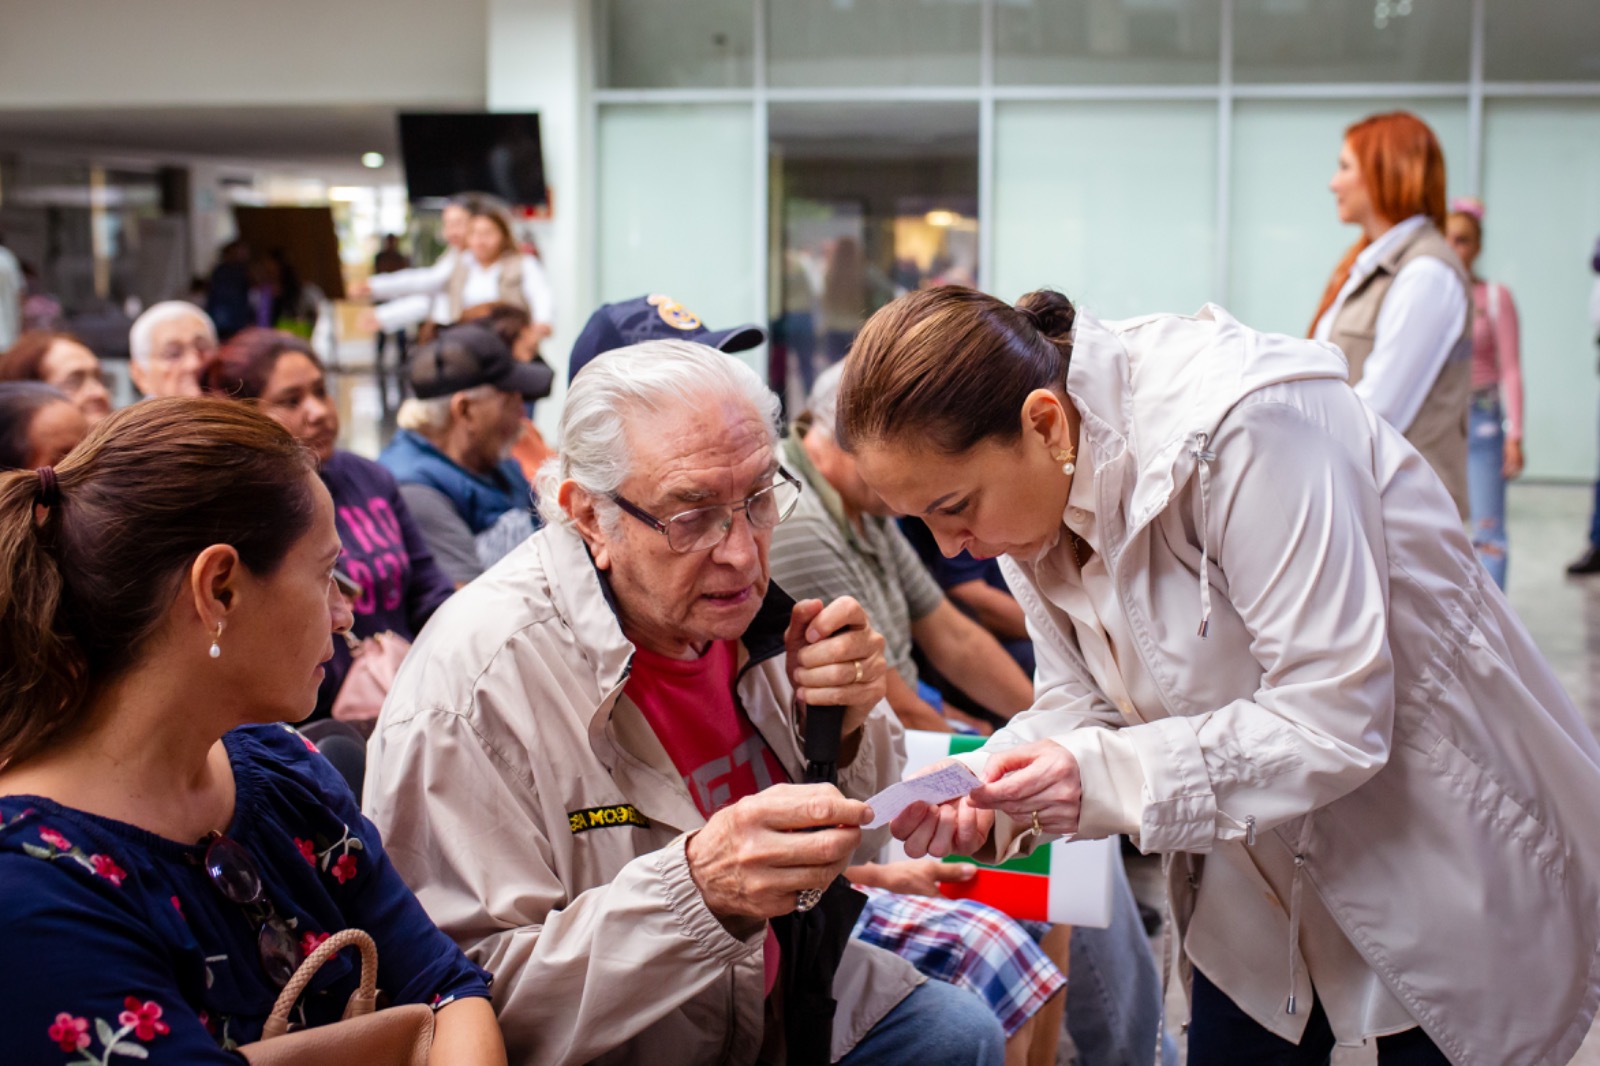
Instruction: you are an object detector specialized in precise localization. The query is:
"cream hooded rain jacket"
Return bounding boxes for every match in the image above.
[966,305,1600,1065]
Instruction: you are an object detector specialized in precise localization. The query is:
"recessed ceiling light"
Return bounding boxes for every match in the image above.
[361,152,385,169]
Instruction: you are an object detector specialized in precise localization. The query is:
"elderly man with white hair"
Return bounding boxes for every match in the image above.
[128,300,215,398]
[364,339,1004,1066]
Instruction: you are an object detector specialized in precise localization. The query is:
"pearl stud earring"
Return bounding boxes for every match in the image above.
[1054,447,1076,477]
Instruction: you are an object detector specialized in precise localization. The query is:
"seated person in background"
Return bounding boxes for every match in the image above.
[0,381,87,470]
[203,328,455,720]
[0,330,113,426]
[0,398,504,1063]
[129,300,215,399]
[769,362,1034,734]
[380,323,546,586]
[365,340,1006,1066]
[899,517,1035,717]
[562,299,1070,1064]
[458,301,558,481]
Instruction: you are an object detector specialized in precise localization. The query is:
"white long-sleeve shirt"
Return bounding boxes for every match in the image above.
[370,250,459,333]
[1314,215,1468,434]
[373,251,555,334]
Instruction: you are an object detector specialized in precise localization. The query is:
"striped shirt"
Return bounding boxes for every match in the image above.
[771,434,944,686]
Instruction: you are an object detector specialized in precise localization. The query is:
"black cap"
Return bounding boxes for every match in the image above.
[408,323,554,400]
[568,294,765,380]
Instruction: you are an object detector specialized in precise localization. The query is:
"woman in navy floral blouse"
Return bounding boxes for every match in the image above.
[0,398,505,1063]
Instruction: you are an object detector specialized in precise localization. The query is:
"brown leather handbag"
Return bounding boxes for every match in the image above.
[239,928,434,1065]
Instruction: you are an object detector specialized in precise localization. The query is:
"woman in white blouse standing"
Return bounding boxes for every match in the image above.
[365,199,556,345]
[834,284,1600,1066]
[1311,111,1472,517]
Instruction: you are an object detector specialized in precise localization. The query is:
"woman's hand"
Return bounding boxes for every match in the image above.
[890,795,994,859]
[967,739,1083,837]
[1503,438,1525,480]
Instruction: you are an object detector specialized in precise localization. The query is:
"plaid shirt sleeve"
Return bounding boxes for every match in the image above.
[850,886,1066,1037]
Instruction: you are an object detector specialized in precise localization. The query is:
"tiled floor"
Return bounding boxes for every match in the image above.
[1129,483,1600,1065]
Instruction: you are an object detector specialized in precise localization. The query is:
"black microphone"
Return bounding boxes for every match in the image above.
[802,705,847,786]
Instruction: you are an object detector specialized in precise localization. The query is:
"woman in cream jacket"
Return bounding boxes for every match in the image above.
[836,285,1600,1066]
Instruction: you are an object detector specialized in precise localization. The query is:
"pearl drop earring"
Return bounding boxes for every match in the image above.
[209,623,224,659]
[1054,447,1076,477]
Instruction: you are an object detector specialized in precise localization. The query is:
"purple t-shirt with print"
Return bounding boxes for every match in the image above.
[316,450,454,718]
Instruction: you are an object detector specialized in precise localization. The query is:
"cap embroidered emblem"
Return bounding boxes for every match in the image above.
[647,294,703,332]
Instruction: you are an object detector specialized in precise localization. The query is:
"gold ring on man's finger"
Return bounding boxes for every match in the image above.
[1030,810,1042,836]
[853,659,864,684]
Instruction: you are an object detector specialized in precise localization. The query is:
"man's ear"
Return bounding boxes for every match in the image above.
[558,481,612,570]
[449,391,474,425]
[128,361,150,397]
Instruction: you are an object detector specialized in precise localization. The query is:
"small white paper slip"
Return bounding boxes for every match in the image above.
[863,763,983,830]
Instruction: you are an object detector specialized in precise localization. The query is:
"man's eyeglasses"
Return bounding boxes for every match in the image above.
[610,469,803,554]
[199,832,302,987]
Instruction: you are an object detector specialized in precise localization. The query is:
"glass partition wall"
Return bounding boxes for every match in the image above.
[594,0,1600,478]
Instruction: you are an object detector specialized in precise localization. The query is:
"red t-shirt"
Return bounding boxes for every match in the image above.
[625,639,791,995]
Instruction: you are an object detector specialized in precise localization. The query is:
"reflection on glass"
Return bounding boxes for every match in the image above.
[997,0,1221,85]
[597,0,754,89]
[769,103,979,407]
[768,0,982,87]
[1233,0,1471,83]
[1485,0,1600,82]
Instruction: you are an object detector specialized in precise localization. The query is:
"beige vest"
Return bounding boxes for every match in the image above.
[444,253,525,321]
[1328,223,1472,517]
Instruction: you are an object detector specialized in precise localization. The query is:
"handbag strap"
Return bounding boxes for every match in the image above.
[259,928,379,1040]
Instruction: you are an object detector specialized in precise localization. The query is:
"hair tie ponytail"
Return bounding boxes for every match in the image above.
[34,467,59,508]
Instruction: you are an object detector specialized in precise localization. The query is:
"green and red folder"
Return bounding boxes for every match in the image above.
[886,730,1117,928]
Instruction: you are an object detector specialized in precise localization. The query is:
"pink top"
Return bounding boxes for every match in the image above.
[1469,280,1524,441]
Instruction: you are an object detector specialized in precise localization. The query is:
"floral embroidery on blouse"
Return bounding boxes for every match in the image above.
[300,930,331,957]
[22,829,129,888]
[302,824,365,886]
[47,997,169,1063]
[281,723,319,753]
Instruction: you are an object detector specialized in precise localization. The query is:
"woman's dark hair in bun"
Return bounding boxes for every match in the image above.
[836,285,1076,456]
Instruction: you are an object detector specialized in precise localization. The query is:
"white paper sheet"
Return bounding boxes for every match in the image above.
[863,762,982,829]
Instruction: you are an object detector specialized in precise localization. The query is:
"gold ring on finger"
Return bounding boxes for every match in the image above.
[1031,810,1042,836]
[853,659,864,684]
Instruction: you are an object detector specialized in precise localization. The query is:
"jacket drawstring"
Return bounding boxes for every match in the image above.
[1189,432,1215,638]
[1284,816,1315,1015]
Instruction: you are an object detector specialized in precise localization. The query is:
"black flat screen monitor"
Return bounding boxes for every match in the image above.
[398,112,547,207]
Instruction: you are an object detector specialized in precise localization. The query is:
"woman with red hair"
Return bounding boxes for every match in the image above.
[1312,111,1472,518]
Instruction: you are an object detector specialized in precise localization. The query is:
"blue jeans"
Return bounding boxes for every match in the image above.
[1467,390,1509,589]
[1065,856,1179,1066]
[838,975,1005,1066]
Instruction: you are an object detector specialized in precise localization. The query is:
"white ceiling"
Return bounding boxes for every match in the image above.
[0,105,419,178]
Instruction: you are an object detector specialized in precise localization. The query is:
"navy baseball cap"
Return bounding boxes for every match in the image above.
[568,294,765,379]
[409,323,554,400]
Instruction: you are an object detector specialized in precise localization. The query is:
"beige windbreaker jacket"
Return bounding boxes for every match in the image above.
[965,305,1600,1065]
[363,522,920,1065]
